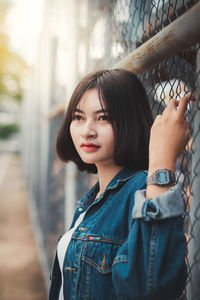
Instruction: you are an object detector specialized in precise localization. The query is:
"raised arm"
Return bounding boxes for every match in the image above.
[112,94,196,299]
[147,93,196,198]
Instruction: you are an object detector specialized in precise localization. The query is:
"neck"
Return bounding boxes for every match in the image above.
[96,163,122,197]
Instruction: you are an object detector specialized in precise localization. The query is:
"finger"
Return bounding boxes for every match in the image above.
[156,114,162,118]
[161,99,179,117]
[153,114,161,123]
[177,93,196,120]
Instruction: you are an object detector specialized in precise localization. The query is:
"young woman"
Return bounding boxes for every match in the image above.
[49,69,195,300]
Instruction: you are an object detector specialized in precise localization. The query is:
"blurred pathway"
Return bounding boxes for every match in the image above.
[0,153,47,300]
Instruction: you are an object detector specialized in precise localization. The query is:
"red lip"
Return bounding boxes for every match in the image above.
[81,143,100,152]
[81,143,100,147]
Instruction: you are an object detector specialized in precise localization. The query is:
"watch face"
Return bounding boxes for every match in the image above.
[156,170,170,184]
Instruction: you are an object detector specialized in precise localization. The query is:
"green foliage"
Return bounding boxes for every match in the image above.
[0,0,28,104]
[0,123,19,139]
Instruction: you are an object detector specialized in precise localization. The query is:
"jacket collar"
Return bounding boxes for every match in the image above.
[79,167,143,206]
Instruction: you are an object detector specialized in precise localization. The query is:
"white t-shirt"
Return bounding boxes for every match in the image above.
[57,211,86,300]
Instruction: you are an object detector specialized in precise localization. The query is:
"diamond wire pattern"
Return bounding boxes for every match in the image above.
[34,1,200,296]
[76,1,200,298]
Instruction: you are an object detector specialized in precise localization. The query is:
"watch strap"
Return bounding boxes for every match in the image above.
[147,169,176,186]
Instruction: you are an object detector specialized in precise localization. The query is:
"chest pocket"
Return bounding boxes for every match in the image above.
[82,236,124,274]
[79,236,125,299]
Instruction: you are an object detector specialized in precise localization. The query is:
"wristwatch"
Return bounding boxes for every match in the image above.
[146,169,176,186]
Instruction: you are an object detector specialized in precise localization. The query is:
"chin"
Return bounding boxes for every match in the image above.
[79,156,96,164]
[79,155,98,165]
[82,160,97,165]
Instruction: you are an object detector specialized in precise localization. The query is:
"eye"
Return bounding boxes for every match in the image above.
[73,114,84,121]
[99,115,109,121]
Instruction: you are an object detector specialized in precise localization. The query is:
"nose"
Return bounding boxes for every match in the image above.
[81,120,97,139]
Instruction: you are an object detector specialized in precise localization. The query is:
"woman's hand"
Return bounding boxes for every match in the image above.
[148,93,196,175]
[146,93,196,199]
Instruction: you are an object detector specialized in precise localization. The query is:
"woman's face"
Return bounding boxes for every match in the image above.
[70,88,117,169]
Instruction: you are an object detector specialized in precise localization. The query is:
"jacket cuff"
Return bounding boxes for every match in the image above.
[132,184,185,221]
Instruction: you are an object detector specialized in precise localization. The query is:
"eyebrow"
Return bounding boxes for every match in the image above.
[74,108,108,114]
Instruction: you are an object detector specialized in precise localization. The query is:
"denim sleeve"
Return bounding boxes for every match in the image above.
[112,185,187,299]
[132,183,185,221]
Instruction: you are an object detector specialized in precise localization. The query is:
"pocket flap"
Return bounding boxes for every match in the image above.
[82,237,121,274]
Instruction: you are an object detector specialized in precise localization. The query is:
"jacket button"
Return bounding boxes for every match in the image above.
[78,207,83,212]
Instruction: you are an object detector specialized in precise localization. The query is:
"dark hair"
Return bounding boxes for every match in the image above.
[56,69,153,173]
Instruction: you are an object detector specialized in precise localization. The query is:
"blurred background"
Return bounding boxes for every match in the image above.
[0,0,200,299]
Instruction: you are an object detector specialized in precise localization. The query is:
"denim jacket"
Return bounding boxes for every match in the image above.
[49,168,187,300]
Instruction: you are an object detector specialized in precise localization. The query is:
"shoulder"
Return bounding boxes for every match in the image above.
[116,170,147,222]
[116,169,147,199]
[125,170,147,190]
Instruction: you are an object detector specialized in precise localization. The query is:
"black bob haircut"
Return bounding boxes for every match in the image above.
[56,69,153,173]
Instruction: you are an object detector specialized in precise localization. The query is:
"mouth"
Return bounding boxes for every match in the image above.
[81,143,100,152]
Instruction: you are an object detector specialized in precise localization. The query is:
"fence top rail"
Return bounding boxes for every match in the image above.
[47,2,200,120]
[114,2,200,74]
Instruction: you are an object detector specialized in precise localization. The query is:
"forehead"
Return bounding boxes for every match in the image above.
[76,89,105,111]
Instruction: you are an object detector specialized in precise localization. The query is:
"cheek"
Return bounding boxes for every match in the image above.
[109,122,116,141]
[110,135,115,149]
[69,123,76,144]
[69,123,73,136]
[105,127,115,147]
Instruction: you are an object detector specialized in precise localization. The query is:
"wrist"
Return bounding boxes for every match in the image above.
[146,185,173,198]
[148,162,175,176]
[147,169,176,186]
[146,169,176,198]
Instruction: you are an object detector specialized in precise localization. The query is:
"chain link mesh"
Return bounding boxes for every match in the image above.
[75,1,200,298]
[23,0,200,297]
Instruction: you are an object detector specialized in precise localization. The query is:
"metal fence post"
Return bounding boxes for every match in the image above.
[187,49,200,299]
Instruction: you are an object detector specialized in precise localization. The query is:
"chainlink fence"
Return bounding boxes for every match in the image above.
[22,0,200,298]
